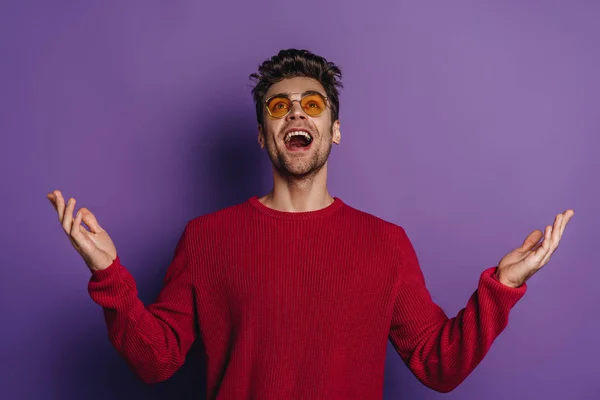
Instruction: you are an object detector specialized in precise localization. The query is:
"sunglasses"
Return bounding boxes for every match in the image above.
[264,91,329,119]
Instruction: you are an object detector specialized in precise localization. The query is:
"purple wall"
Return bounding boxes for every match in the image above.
[2,1,598,399]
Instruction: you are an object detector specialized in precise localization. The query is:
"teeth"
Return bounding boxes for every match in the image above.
[284,131,312,143]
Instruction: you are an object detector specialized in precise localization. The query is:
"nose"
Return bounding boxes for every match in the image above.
[285,100,307,121]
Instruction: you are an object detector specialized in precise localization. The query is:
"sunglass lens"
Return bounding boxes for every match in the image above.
[301,94,327,116]
[267,97,291,118]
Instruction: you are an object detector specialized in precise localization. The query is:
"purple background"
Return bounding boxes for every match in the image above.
[2,1,598,399]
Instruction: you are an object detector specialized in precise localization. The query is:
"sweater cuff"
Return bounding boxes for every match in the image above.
[479,266,527,309]
[88,256,137,308]
[89,255,122,280]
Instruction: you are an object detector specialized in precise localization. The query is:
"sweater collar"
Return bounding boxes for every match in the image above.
[247,196,345,220]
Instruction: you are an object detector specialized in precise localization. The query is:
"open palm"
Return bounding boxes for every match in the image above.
[496,209,574,288]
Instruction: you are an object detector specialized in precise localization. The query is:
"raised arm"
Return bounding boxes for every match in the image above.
[389,209,572,392]
[48,190,197,383]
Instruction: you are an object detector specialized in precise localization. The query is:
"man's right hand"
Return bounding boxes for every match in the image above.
[47,190,117,272]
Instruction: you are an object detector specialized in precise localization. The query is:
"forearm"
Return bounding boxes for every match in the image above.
[394,267,526,392]
[89,256,195,383]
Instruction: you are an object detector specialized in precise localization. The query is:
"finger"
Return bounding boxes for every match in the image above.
[80,208,103,233]
[77,212,92,234]
[62,197,76,234]
[551,214,562,248]
[541,221,562,266]
[521,230,543,252]
[540,250,553,267]
[70,209,92,249]
[559,209,574,237]
[540,240,555,266]
[542,225,552,250]
[47,192,56,209]
[532,225,551,256]
[530,240,543,253]
[48,194,60,215]
[55,191,66,221]
[541,211,573,266]
[70,209,83,238]
[524,228,550,270]
[535,225,553,264]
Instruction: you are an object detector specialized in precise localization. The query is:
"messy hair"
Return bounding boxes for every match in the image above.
[250,49,343,125]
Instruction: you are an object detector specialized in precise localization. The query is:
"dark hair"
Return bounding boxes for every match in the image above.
[250,49,343,125]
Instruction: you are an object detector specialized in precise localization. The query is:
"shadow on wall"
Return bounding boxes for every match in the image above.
[383,342,427,399]
[62,103,267,399]
[202,113,271,213]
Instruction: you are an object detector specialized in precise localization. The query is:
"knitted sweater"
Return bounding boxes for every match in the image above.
[88,196,526,399]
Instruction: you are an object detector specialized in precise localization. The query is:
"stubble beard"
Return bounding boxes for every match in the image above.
[266,126,333,180]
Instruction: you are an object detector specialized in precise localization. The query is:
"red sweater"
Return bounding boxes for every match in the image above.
[88,196,526,399]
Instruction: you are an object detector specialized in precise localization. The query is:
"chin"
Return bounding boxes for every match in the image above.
[282,160,325,178]
[279,162,307,176]
[267,145,327,178]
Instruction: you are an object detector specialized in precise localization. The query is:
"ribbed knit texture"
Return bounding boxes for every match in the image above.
[88,197,526,399]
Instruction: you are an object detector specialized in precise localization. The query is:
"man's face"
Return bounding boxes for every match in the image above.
[258,77,341,178]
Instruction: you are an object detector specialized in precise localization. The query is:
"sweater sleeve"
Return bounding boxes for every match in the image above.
[88,222,197,384]
[388,227,526,393]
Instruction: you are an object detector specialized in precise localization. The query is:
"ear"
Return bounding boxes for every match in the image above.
[332,120,341,144]
[257,125,265,149]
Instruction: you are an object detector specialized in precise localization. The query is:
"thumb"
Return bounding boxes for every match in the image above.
[520,229,543,252]
[79,208,103,233]
[70,210,95,251]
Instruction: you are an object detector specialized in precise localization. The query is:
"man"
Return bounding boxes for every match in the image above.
[47,49,574,399]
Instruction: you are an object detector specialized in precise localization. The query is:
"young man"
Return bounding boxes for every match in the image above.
[48,49,573,399]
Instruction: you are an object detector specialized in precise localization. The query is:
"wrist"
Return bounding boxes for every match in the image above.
[495,269,522,288]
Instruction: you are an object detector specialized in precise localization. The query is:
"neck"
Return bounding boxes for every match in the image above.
[258,163,334,212]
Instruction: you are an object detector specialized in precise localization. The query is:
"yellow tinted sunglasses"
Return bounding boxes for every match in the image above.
[264,91,329,119]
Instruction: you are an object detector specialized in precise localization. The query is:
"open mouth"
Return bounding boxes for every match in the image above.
[284,130,313,149]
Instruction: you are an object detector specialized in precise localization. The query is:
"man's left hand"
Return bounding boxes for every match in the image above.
[496,209,575,288]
